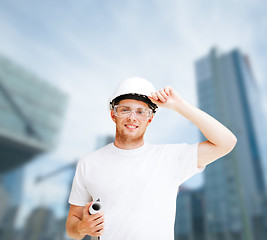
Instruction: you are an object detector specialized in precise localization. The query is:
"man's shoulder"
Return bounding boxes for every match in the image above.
[146,142,198,153]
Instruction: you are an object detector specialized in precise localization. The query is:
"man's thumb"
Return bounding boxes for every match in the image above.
[83,201,94,215]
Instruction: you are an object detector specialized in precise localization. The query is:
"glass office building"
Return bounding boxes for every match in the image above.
[0,54,68,239]
[175,187,205,240]
[195,48,267,240]
[0,54,68,173]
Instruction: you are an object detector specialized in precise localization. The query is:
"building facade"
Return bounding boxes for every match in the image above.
[195,48,267,240]
[175,187,205,240]
[0,54,68,239]
[0,54,68,173]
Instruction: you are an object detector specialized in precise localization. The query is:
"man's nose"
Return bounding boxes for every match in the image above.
[127,110,137,119]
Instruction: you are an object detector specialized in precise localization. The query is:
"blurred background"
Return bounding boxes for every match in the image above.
[0,0,266,239]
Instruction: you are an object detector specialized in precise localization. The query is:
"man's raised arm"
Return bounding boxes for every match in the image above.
[149,86,237,169]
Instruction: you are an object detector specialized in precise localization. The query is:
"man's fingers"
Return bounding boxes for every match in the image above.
[95,222,104,231]
[91,227,104,237]
[151,89,169,102]
[164,86,172,96]
[95,216,104,226]
[159,89,168,99]
[92,211,104,220]
[95,228,104,237]
[91,212,104,223]
[150,92,158,100]
[150,86,175,104]
[155,91,166,102]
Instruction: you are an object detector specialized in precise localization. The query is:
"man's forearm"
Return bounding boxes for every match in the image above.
[66,217,85,240]
[149,86,237,148]
[174,98,237,148]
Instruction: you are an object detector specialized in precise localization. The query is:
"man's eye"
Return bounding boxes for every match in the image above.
[121,108,130,112]
[137,109,145,114]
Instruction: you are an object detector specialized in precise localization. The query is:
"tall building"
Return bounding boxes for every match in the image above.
[174,187,205,240]
[195,48,267,240]
[0,167,24,239]
[20,207,56,240]
[1,167,23,206]
[0,54,68,239]
[0,54,68,173]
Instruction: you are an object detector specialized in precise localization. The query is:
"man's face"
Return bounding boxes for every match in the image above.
[111,99,153,144]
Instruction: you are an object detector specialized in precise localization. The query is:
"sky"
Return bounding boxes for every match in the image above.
[0,0,266,226]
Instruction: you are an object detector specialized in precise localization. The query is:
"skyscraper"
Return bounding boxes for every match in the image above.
[195,48,266,240]
[0,54,68,173]
[175,186,205,240]
[0,53,68,239]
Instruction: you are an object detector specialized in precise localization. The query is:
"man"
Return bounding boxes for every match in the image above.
[66,77,237,240]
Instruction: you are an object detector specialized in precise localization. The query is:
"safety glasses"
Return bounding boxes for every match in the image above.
[114,105,153,120]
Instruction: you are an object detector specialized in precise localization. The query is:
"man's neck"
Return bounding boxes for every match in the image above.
[114,138,145,150]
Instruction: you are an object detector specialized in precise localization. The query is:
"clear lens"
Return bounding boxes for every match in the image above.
[114,105,152,120]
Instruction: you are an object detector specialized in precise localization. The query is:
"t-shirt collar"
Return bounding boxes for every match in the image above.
[109,142,148,155]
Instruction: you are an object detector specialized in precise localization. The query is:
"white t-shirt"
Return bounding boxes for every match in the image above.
[69,142,205,240]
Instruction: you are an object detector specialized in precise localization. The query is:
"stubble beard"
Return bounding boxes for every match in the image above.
[115,126,145,145]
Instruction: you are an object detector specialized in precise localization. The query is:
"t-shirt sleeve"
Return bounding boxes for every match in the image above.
[68,159,91,206]
[167,142,205,185]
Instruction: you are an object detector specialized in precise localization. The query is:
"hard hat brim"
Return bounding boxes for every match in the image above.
[110,94,158,113]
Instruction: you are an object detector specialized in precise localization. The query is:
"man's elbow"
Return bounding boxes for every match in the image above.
[225,135,237,153]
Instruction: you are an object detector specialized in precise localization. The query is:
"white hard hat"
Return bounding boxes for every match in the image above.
[110,77,158,113]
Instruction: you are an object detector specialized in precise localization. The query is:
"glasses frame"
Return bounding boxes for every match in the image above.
[113,104,153,120]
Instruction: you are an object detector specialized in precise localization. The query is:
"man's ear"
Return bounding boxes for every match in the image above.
[111,110,116,123]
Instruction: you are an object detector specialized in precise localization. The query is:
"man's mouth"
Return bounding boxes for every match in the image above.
[125,124,138,129]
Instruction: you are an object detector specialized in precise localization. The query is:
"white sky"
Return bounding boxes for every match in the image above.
[0,0,266,226]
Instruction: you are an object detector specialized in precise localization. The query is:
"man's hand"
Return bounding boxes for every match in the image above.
[77,202,104,238]
[149,86,184,111]
[65,201,104,239]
